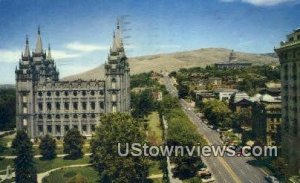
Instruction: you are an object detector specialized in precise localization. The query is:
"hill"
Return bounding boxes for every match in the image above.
[63,48,279,81]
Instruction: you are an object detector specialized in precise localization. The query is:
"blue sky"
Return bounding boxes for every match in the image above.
[0,0,299,84]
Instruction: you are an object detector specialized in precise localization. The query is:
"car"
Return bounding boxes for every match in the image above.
[197,168,212,178]
[202,175,215,183]
[265,175,280,183]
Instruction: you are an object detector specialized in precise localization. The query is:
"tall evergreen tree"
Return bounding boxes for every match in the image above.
[91,113,149,182]
[39,134,57,160]
[12,130,37,183]
[63,128,84,159]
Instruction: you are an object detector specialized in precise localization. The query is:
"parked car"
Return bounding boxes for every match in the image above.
[202,175,215,183]
[197,168,212,178]
[265,175,280,183]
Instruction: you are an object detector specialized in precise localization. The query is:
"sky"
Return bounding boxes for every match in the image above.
[0,0,299,84]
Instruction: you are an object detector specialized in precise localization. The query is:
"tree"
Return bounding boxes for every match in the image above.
[203,100,232,128]
[178,83,189,99]
[39,134,56,160]
[12,131,37,183]
[63,128,84,159]
[0,89,16,130]
[131,89,155,118]
[91,113,148,182]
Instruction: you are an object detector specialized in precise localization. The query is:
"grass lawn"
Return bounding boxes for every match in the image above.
[36,156,90,173]
[148,159,162,176]
[0,158,13,171]
[0,156,90,173]
[146,112,163,145]
[42,166,98,183]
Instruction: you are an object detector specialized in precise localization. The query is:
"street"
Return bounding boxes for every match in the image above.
[163,74,269,183]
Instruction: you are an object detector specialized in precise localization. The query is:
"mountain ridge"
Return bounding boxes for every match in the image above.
[63,48,279,81]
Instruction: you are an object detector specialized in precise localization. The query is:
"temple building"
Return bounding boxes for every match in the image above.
[15,22,130,139]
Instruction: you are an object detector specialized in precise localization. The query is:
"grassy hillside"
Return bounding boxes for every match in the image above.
[63,48,279,81]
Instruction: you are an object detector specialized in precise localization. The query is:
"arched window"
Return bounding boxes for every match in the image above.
[111,78,116,89]
[112,104,117,113]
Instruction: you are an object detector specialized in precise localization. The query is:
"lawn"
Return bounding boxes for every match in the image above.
[36,156,90,173]
[0,156,90,173]
[42,166,98,183]
[146,112,163,145]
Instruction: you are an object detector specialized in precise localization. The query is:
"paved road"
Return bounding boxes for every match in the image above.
[163,74,269,183]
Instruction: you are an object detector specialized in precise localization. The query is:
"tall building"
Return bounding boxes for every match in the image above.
[15,22,130,139]
[275,28,300,174]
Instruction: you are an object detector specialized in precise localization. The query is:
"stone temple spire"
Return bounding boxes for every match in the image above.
[47,43,52,60]
[111,19,123,53]
[23,35,30,58]
[35,26,43,54]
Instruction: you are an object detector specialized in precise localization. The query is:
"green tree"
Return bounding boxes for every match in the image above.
[91,113,148,182]
[203,100,232,128]
[12,131,37,183]
[131,89,155,118]
[63,128,84,159]
[0,89,16,130]
[178,83,189,99]
[39,134,57,160]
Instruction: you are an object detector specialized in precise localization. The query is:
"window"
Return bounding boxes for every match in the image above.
[56,114,60,119]
[23,118,27,126]
[47,91,51,97]
[73,125,78,129]
[74,114,78,118]
[38,114,43,119]
[73,102,78,110]
[111,78,116,89]
[38,103,43,111]
[91,114,95,118]
[112,104,117,113]
[64,125,69,132]
[82,91,86,96]
[64,91,69,96]
[55,91,60,96]
[100,90,104,95]
[82,114,87,119]
[47,103,52,111]
[38,125,43,133]
[112,94,117,102]
[64,102,69,110]
[23,106,28,113]
[73,91,77,96]
[82,125,87,132]
[82,102,87,110]
[56,125,61,133]
[91,102,95,110]
[22,95,27,103]
[47,114,52,119]
[65,114,69,119]
[100,102,104,109]
[47,125,52,133]
[91,125,96,132]
[38,92,43,97]
[56,102,60,110]
[91,91,95,96]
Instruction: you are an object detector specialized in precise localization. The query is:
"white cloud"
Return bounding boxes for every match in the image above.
[52,50,81,59]
[220,0,297,6]
[65,42,109,52]
[0,49,20,63]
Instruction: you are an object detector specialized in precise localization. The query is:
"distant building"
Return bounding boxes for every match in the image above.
[229,92,252,113]
[194,90,216,103]
[275,28,300,174]
[251,94,282,146]
[215,50,252,69]
[213,88,239,103]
